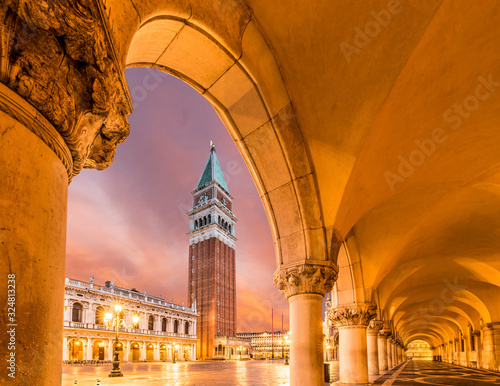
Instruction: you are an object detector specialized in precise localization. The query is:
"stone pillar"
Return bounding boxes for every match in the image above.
[154,343,160,361]
[329,303,377,384]
[0,2,130,384]
[394,341,399,365]
[482,323,500,370]
[274,261,338,386]
[140,343,146,361]
[125,341,131,362]
[378,330,390,371]
[108,340,114,361]
[86,338,93,360]
[367,320,383,375]
[62,337,69,361]
[474,332,481,368]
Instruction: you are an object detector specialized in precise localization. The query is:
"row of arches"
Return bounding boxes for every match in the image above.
[71,303,190,334]
[65,338,194,362]
[193,214,232,234]
[194,214,211,229]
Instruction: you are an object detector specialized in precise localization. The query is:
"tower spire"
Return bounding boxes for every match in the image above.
[195,144,229,193]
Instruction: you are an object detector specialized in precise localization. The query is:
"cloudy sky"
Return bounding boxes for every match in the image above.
[65,68,289,332]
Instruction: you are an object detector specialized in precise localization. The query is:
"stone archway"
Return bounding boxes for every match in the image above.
[68,339,84,361]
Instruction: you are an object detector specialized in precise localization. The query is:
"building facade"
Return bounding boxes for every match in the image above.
[63,277,197,362]
[188,145,237,358]
[237,331,290,359]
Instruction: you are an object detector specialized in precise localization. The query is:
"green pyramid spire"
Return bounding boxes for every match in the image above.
[196,144,229,193]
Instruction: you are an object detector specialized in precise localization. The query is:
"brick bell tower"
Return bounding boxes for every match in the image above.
[188,143,237,359]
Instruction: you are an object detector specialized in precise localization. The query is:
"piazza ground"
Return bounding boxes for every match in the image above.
[62,360,500,386]
[3,1,500,385]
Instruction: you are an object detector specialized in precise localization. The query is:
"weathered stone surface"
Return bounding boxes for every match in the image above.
[0,0,131,179]
[273,260,338,298]
[328,303,377,327]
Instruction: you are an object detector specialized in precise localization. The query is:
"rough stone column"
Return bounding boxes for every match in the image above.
[274,261,338,386]
[482,323,500,370]
[387,338,395,368]
[378,330,390,371]
[0,1,131,384]
[367,320,383,375]
[328,303,377,384]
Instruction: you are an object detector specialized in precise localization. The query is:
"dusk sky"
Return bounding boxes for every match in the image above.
[65,68,289,332]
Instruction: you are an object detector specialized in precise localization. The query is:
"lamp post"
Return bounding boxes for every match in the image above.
[284,334,290,365]
[172,343,178,363]
[104,304,139,378]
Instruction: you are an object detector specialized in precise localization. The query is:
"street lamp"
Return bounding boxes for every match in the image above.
[104,304,140,377]
[284,334,290,365]
[172,343,178,363]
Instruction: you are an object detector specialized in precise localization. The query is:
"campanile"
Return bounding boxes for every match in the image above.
[187,144,237,359]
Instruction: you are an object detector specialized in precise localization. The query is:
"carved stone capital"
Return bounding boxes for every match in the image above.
[328,303,377,327]
[273,260,338,298]
[379,329,392,338]
[367,320,384,335]
[0,0,132,179]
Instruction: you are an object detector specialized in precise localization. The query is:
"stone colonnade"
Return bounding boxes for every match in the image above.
[273,261,338,385]
[63,335,196,362]
[326,305,408,384]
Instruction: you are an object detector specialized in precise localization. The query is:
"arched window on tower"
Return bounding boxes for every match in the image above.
[174,320,179,334]
[228,225,231,234]
[204,216,207,226]
[148,315,154,331]
[185,321,189,335]
[161,317,167,332]
[194,220,198,229]
[72,303,83,323]
[208,214,211,223]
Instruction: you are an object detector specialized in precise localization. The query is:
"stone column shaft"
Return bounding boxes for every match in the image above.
[329,303,377,384]
[274,261,338,386]
[367,321,383,375]
[378,331,390,371]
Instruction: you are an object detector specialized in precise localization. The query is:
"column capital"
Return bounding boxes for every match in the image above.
[273,260,338,298]
[379,329,392,338]
[0,1,131,180]
[327,303,377,327]
[367,320,384,335]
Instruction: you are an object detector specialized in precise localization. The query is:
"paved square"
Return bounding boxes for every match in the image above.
[63,360,292,386]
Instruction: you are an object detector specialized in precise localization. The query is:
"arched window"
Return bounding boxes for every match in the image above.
[204,216,207,226]
[162,318,167,332]
[174,320,179,334]
[228,225,231,233]
[95,306,105,325]
[148,315,154,331]
[208,214,211,223]
[72,303,82,322]
[185,321,189,335]
[194,220,198,229]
